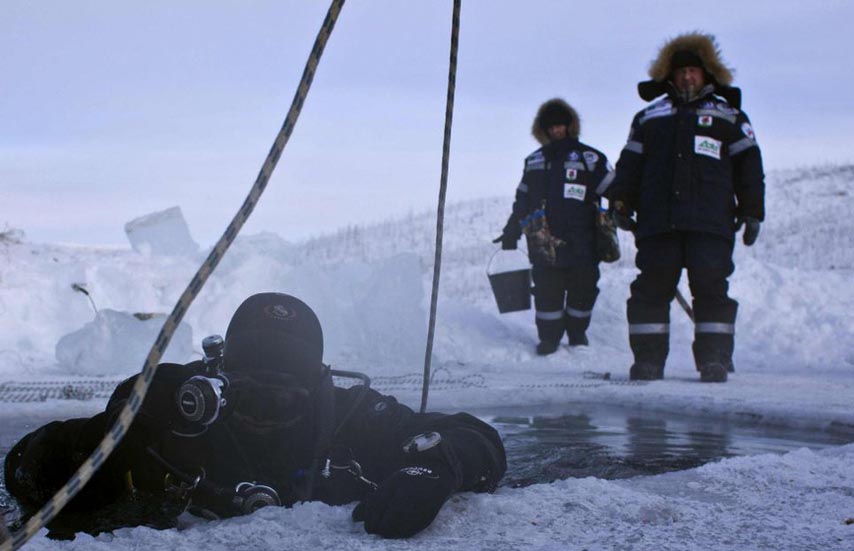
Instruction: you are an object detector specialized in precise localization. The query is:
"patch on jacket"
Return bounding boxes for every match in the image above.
[694,136,722,160]
[564,183,587,201]
[640,100,675,124]
[583,151,599,170]
[525,151,545,172]
[715,102,739,116]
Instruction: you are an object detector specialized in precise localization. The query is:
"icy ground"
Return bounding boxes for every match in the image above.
[1,165,853,549]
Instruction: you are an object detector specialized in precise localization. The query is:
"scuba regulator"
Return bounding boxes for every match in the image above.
[177,335,230,428]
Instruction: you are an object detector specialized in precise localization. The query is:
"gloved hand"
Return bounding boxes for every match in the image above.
[740,217,761,246]
[352,464,457,538]
[610,201,636,232]
[492,234,517,251]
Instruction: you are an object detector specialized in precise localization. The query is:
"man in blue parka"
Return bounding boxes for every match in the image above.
[601,32,765,382]
[497,99,613,355]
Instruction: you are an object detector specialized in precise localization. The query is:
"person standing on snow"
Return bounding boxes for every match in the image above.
[601,32,765,382]
[4,293,506,540]
[495,99,613,356]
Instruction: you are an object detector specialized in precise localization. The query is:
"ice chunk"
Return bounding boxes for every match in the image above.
[124,206,199,256]
[55,309,194,376]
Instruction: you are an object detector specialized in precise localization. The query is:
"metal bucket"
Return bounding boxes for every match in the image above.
[487,250,531,313]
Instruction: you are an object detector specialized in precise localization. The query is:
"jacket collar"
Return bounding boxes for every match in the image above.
[637,79,741,109]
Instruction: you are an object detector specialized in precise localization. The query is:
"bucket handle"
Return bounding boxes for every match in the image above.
[486,246,529,276]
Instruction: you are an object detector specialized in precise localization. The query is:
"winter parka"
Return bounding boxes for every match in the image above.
[604,32,765,241]
[503,99,612,267]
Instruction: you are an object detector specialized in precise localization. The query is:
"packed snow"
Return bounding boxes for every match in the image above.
[1,165,853,549]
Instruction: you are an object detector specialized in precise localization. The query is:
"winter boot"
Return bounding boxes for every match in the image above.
[629,362,664,381]
[568,332,589,347]
[699,361,728,383]
[536,341,560,356]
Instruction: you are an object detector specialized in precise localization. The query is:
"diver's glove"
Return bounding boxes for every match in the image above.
[352,463,457,538]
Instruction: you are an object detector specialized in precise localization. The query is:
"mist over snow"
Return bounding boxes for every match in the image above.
[1,165,853,549]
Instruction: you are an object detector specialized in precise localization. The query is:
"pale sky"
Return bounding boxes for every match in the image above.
[3,0,853,246]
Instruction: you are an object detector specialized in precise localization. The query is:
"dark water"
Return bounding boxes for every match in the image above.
[482,404,854,488]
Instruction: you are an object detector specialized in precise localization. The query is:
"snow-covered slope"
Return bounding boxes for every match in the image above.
[1,166,852,422]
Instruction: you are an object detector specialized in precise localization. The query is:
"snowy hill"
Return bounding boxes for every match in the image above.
[0,166,854,384]
[1,166,854,422]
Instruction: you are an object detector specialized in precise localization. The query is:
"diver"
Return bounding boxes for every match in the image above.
[4,293,506,539]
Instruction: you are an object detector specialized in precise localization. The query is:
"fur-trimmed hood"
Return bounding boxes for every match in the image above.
[531,98,580,146]
[648,32,734,85]
[638,32,741,108]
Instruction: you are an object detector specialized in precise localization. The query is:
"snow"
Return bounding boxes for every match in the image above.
[55,309,194,376]
[1,165,854,549]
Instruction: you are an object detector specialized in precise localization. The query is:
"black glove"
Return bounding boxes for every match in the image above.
[352,464,457,538]
[610,201,636,232]
[740,217,761,246]
[492,234,517,250]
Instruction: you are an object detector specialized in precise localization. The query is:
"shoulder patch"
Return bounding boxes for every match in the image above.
[640,99,675,124]
[525,150,545,172]
[715,102,739,116]
[583,151,599,169]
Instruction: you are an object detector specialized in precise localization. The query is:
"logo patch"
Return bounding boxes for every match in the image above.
[569,151,580,162]
[694,136,722,160]
[741,122,755,139]
[564,183,586,201]
[400,466,438,478]
[583,151,599,168]
[566,168,577,180]
[264,304,297,321]
[698,115,713,127]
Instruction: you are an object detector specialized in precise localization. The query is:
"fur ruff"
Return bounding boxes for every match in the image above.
[531,98,580,145]
[648,32,734,85]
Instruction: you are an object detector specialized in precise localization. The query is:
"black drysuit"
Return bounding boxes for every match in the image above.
[4,361,506,539]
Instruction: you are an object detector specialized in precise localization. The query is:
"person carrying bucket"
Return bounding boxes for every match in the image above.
[495,98,616,356]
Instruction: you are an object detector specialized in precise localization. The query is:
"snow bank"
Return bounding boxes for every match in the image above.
[55,309,194,376]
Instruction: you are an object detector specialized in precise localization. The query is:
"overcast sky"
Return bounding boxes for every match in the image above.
[3,0,853,246]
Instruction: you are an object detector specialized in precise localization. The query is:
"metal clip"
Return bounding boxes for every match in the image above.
[164,468,203,503]
[347,460,378,491]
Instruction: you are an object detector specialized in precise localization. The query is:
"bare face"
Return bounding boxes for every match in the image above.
[671,66,706,96]
[547,124,568,141]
